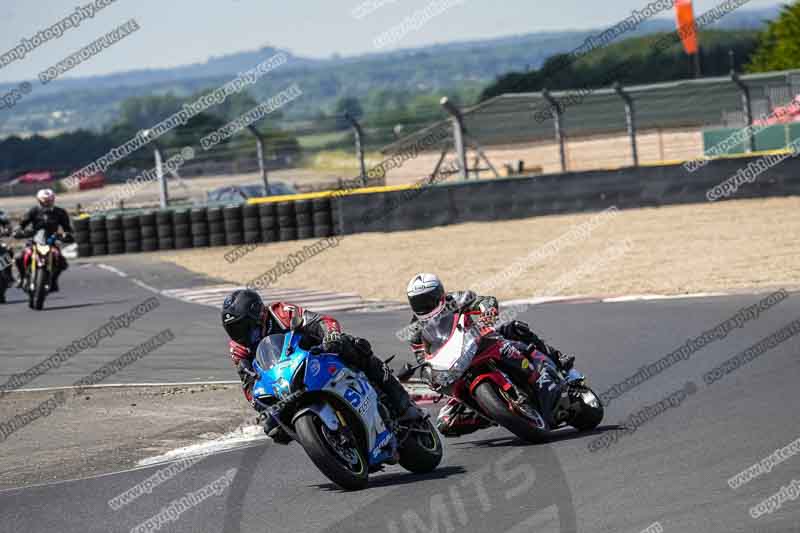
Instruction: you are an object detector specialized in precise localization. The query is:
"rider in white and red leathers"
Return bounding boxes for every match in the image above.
[405,273,575,437]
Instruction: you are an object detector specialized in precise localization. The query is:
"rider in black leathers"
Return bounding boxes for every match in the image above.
[222,289,423,443]
[15,189,72,292]
[0,212,13,301]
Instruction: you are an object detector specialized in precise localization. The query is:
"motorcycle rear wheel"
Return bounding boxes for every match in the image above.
[295,412,369,491]
[474,382,549,443]
[398,417,443,474]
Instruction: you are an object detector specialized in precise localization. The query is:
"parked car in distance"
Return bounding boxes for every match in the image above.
[205,182,297,206]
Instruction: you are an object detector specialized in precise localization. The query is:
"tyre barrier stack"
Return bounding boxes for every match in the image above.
[75,196,335,257]
[75,217,91,258]
[277,201,296,242]
[156,210,173,250]
[259,203,278,244]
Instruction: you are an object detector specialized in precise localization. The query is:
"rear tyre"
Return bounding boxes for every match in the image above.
[569,387,604,431]
[295,412,369,491]
[398,417,443,474]
[30,268,48,310]
[473,382,548,443]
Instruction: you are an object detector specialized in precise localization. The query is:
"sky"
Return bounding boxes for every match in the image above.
[0,0,780,83]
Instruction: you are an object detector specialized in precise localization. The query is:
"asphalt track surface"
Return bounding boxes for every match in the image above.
[1,262,799,532]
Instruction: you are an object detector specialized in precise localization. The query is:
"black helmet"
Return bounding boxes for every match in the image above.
[406,273,445,318]
[222,289,265,346]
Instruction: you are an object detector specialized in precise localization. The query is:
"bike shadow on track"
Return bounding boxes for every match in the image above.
[219,423,621,532]
[221,431,580,533]
[0,296,132,310]
[311,465,467,491]
[41,299,133,311]
[454,424,626,448]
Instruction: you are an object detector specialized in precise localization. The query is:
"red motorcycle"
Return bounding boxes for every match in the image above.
[15,229,70,310]
[401,310,603,442]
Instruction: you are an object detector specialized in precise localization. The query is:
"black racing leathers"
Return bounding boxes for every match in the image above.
[19,205,73,237]
[16,205,72,285]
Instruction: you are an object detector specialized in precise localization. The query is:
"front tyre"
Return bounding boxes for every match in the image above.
[474,382,548,443]
[295,412,369,491]
[569,387,604,431]
[30,269,48,310]
[398,417,443,474]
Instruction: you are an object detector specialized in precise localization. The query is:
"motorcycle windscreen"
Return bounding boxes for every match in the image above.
[422,312,458,356]
[423,313,480,382]
[255,333,287,371]
[33,229,48,245]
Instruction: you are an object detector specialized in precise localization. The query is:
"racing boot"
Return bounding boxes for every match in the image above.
[335,334,425,423]
[550,349,575,373]
[51,256,67,293]
[500,320,575,372]
[368,357,424,423]
[50,271,61,292]
[263,417,292,444]
[436,399,493,437]
[14,256,24,288]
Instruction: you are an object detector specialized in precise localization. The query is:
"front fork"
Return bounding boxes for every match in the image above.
[27,251,37,291]
[27,251,52,291]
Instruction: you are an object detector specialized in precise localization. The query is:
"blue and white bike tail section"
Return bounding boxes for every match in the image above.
[301,354,396,465]
[252,332,397,466]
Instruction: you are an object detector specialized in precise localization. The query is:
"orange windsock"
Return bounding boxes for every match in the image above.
[675,0,699,55]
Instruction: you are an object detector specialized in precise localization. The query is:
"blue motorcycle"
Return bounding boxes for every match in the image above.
[252,331,443,490]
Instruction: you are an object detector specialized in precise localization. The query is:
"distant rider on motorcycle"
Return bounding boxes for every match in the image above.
[15,189,72,292]
[222,289,423,443]
[404,273,575,436]
[0,211,13,301]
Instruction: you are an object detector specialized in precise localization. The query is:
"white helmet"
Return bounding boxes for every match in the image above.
[36,188,55,207]
[407,273,445,319]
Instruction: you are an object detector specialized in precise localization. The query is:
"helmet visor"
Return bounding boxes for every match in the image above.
[409,291,444,317]
[224,319,260,346]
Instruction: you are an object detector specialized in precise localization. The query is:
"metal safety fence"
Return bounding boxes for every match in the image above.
[380,69,800,178]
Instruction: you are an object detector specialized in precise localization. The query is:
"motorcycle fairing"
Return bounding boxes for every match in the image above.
[252,332,397,466]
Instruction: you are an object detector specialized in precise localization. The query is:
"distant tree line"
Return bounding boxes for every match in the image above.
[2,2,799,179]
[0,91,300,179]
[480,30,761,100]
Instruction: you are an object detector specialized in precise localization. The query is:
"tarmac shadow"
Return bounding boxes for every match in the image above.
[452,423,627,448]
[312,465,466,492]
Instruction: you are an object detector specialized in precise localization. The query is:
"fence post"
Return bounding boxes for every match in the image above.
[345,113,368,187]
[732,71,755,152]
[441,97,468,180]
[142,130,168,208]
[247,125,270,196]
[614,82,639,167]
[542,89,567,173]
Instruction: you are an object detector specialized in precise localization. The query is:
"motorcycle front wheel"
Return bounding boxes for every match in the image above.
[473,382,549,443]
[29,269,48,310]
[295,412,369,491]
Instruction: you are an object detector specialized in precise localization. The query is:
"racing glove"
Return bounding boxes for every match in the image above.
[237,359,257,387]
[477,307,498,335]
[321,330,343,353]
[229,340,251,364]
